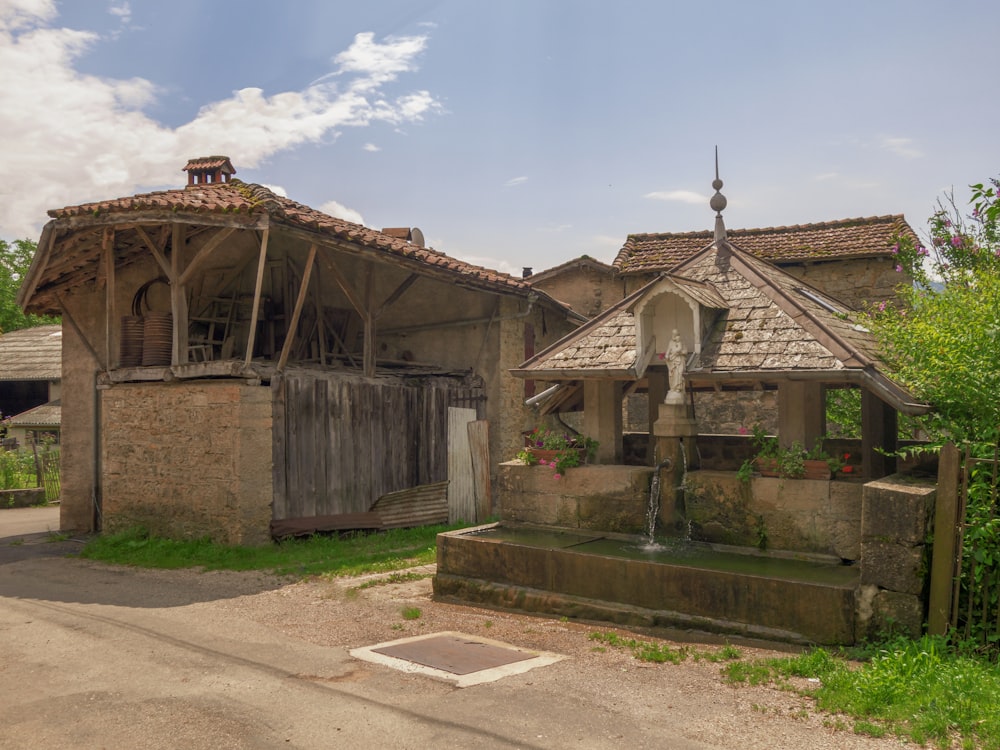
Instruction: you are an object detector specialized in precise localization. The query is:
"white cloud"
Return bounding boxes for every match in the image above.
[504,176,528,188]
[644,189,706,204]
[363,143,381,152]
[318,199,365,227]
[880,136,922,160]
[0,9,438,239]
[813,172,839,182]
[107,1,130,22]
[260,183,288,197]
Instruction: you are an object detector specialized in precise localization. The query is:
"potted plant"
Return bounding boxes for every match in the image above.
[740,427,837,480]
[517,427,599,479]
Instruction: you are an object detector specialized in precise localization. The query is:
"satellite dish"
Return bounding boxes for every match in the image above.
[409,227,425,247]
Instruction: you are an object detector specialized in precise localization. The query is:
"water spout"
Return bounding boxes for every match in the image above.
[645,456,673,547]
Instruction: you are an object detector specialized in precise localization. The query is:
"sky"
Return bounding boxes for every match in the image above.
[1,0,998,277]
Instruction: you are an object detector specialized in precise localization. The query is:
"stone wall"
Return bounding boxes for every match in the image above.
[101,381,273,545]
[497,462,652,534]
[683,470,864,559]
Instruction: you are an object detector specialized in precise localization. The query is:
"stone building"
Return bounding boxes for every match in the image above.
[17,156,579,543]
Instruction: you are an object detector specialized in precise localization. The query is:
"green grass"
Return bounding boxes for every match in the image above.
[722,635,1000,748]
[588,631,743,665]
[79,524,464,578]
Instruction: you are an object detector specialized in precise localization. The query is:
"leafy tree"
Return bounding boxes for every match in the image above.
[0,238,59,333]
[866,177,1000,445]
[825,182,1000,442]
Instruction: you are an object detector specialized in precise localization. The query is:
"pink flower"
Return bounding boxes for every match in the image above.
[891,243,899,254]
[917,246,929,256]
[553,473,562,480]
[738,426,749,435]
[951,235,963,247]
[877,301,887,312]
[894,264,903,273]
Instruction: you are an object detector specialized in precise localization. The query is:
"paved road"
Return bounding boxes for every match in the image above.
[0,508,908,750]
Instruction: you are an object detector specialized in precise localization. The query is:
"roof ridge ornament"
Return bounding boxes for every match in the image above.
[710,147,727,243]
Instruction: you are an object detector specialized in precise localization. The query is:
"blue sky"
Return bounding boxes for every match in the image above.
[1,0,998,276]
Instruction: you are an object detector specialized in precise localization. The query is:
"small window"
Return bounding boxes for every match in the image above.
[794,287,842,316]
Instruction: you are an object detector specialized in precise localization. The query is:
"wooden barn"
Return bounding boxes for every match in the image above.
[17,156,579,544]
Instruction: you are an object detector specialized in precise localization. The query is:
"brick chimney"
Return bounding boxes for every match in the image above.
[183,156,236,187]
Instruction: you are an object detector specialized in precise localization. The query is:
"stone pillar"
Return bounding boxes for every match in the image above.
[858,476,935,639]
[652,397,698,534]
[777,381,825,451]
[646,370,668,464]
[583,380,622,464]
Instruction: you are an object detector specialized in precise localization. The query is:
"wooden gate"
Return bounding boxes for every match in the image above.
[271,372,484,526]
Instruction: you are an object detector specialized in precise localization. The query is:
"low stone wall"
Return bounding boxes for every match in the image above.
[497,462,653,535]
[0,487,46,508]
[683,470,864,560]
[101,381,273,545]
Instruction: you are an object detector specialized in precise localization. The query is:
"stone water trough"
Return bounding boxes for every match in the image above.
[434,463,937,645]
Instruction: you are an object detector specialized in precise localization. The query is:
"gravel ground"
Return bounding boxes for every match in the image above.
[194,564,920,750]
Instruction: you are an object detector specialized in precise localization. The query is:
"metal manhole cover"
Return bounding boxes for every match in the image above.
[351,631,565,687]
[372,633,535,675]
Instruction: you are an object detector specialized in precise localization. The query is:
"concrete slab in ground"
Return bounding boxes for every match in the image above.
[351,631,565,687]
[0,504,62,541]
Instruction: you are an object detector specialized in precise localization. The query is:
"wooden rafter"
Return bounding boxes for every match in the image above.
[244,226,270,366]
[277,244,317,372]
[135,225,172,278]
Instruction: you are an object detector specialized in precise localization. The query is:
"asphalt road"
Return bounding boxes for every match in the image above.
[0,507,911,750]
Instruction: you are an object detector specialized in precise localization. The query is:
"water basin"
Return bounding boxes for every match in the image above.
[435,523,860,645]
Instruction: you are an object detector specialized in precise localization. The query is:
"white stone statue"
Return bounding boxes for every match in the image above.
[665,329,687,401]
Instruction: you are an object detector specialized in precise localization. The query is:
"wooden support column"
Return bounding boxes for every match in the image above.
[170,224,189,365]
[102,228,115,369]
[583,379,623,464]
[777,380,826,451]
[276,244,317,372]
[244,227,270,366]
[928,442,961,635]
[363,264,376,378]
[861,388,898,478]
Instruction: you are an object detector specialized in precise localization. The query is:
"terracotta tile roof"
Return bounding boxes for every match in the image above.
[34,180,540,304]
[527,255,614,284]
[182,156,234,172]
[0,325,62,381]
[614,215,918,275]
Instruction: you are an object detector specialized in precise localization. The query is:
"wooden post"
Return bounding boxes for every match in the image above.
[102,228,115,369]
[245,227,270,366]
[467,420,491,522]
[170,224,188,365]
[363,264,375,378]
[928,442,961,635]
[862,389,898,478]
[276,244,317,372]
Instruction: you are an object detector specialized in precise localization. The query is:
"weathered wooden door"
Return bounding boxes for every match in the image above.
[272,372,483,523]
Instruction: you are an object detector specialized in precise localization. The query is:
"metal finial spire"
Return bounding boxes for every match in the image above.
[710,146,727,243]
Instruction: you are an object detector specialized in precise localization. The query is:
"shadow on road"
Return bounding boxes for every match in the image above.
[0,507,287,609]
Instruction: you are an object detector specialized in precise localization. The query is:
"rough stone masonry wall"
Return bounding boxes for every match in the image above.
[101,381,273,545]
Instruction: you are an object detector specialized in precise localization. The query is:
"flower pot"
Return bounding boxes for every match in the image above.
[802,459,832,480]
[752,457,781,477]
